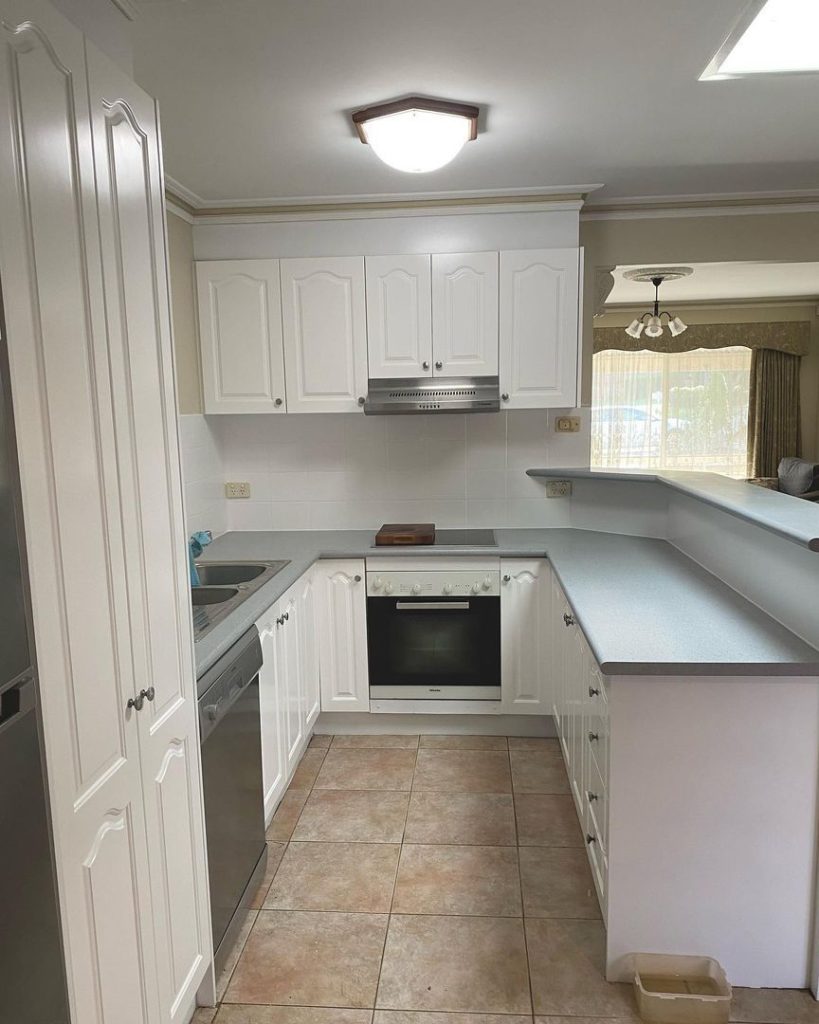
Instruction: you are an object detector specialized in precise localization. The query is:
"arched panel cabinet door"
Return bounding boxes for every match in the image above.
[86,42,211,1024]
[499,248,580,409]
[316,560,369,712]
[196,259,287,414]
[0,3,160,1022]
[280,257,368,413]
[432,251,499,377]
[365,254,432,379]
[501,559,552,714]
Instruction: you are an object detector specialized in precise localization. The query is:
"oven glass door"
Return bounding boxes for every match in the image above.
[367,595,500,698]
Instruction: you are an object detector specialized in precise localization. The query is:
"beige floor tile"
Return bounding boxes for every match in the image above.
[226,910,388,1008]
[413,750,511,794]
[266,789,309,841]
[526,919,638,1019]
[375,1014,531,1023]
[515,793,583,847]
[519,846,601,919]
[191,1008,217,1024]
[215,909,259,1001]
[287,748,327,790]
[509,736,558,749]
[419,735,508,751]
[333,734,419,749]
[392,844,521,917]
[308,734,332,748]
[730,987,819,1023]
[377,915,531,1014]
[248,842,287,910]
[216,1009,372,1024]
[292,789,410,843]
[216,1007,372,1023]
[404,792,516,846]
[264,841,399,912]
[315,748,417,791]
[534,1018,633,1024]
[510,747,570,794]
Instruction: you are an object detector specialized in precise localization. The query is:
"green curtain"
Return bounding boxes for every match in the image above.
[747,348,801,478]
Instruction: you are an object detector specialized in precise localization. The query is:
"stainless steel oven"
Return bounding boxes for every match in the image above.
[367,568,501,699]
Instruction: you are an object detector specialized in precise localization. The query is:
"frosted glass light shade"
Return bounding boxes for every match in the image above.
[644,316,664,338]
[668,316,688,337]
[625,318,645,338]
[361,107,472,173]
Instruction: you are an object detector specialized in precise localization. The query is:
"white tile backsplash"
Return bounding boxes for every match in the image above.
[178,409,592,533]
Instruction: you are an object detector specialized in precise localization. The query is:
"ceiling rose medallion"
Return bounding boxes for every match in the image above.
[351,96,479,173]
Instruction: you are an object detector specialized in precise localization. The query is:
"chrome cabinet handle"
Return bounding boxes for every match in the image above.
[357,396,365,406]
[586,832,597,845]
[588,731,599,743]
[435,361,443,370]
[501,392,509,401]
[563,612,575,627]
[126,687,154,713]
[354,574,362,583]
[422,360,430,370]
[502,574,511,583]
[588,686,600,697]
[276,615,284,626]
[142,686,155,703]
[274,397,283,407]
[587,791,598,802]
[283,612,289,621]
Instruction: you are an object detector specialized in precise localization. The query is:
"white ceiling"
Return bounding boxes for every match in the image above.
[131,0,819,205]
[608,262,819,304]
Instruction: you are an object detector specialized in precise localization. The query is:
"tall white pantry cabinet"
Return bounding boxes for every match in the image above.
[0,2,211,1023]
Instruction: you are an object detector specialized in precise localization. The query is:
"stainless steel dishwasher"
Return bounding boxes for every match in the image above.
[198,626,267,973]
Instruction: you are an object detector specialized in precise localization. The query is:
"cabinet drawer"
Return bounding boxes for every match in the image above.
[585,754,608,855]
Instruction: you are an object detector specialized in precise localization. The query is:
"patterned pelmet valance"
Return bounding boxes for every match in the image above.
[593,320,811,356]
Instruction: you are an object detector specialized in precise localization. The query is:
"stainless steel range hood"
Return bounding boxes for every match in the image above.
[363,376,500,415]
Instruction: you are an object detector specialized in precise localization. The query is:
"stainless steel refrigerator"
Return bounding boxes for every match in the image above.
[0,290,69,1023]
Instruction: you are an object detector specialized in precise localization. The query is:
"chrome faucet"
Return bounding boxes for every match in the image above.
[188,531,213,587]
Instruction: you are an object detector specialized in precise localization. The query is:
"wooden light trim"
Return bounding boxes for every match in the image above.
[352,96,479,144]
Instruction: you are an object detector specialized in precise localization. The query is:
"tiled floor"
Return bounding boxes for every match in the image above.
[196,734,819,1024]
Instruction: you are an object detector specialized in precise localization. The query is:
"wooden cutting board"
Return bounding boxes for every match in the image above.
[375,523,436,546]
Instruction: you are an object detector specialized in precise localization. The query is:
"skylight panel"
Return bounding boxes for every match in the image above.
[701,0,819,79]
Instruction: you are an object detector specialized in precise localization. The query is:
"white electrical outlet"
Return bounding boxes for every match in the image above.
[546,480,572,498]
[225,481,251,499]
[555,416,581,433]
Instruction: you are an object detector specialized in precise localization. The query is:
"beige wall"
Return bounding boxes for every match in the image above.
[167,211,202,414]
[580,209,819,457]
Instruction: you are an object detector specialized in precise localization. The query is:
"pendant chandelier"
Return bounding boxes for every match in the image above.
[623,267,692,339]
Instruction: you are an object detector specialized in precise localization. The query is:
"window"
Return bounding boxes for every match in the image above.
[591,347,752,478]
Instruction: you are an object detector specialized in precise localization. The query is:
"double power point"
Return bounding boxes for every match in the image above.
[225,481,251,499]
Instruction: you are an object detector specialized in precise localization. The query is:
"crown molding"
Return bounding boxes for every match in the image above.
[582,188,819,220]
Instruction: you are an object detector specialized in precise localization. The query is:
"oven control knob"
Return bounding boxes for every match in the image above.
[411,583,422,595]
[372,576,384,590]
[471,582,481,594]
[442,583,453,595]
[384,582,394,595]
[482,575,493,590]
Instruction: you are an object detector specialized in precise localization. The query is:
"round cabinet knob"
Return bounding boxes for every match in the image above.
[442,583,453,595]
[435,361,443,370]
[482,575,492,590]
[373,576,383,590]
[357,396,366,406]
[563,612,575,627]
[354,575,362,583]
[586,833,597,846]
[274,397,283,407]
[588,686,601,698]
[411,583,421,595]
[422,360,430,370]
[502,574,511,583]
[501,392,509,401]
[384,582,394,595]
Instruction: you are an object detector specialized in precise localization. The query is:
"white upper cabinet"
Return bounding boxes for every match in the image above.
[365,254,432,379]
[432,252,499,377]
[281,256,368,412]
[499,248,580,408]
[196,259,286,414]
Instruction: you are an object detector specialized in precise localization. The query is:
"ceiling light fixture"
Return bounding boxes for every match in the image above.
[623,268,692,340]
[701,0,819,79]
[351,96,479,173]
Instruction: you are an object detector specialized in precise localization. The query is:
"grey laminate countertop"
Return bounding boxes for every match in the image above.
[193,529,819,680]
[527,467,819,551]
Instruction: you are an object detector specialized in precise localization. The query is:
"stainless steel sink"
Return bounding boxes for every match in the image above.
[191,585,239,606]
[195,562,267,586]
[191,560,290,641]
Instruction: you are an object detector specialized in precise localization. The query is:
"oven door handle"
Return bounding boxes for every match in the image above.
[395,601,471,611]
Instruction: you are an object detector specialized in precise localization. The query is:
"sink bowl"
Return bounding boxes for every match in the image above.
[195,562,267,586]
[191,586,239,606]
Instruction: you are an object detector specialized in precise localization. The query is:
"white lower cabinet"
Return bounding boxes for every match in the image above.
[501,559,552,713]
[255,569,319,821]
[551,577,609,916]
[317,559,370,712]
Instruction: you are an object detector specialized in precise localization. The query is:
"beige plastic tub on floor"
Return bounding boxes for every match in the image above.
[633,953,732,1024]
